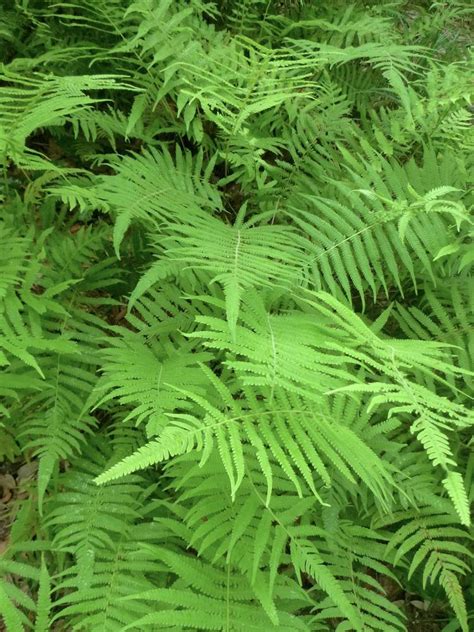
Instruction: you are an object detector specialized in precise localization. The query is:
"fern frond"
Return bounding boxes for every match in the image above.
[164,213,308,334]
[34,558,52,632]
[91,145,221,256]
[120,545,311,631]
[380,507,472,632]
[0,70,136,168]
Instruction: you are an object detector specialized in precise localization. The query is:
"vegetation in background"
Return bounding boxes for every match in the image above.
[0,0,472,630]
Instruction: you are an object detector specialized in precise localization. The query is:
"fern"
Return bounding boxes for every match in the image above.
[0,70,136,169]
[1,1,473,631]
[378,506,472,632]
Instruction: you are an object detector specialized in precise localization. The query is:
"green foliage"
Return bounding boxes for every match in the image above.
[0,1,472,631]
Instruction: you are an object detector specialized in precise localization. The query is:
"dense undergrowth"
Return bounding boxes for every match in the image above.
[0,1,473,630]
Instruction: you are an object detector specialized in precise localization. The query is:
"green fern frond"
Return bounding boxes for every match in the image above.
[381,508,472,632]
[91,145,221,256]
[1,2,472,631]
[120,545,311,631]
[0,70,136,168]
